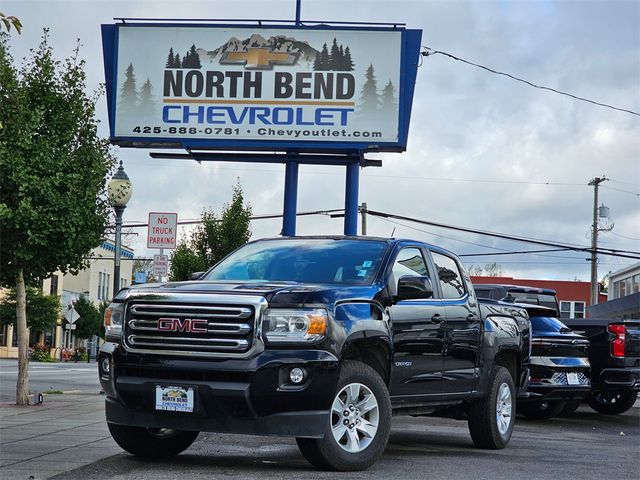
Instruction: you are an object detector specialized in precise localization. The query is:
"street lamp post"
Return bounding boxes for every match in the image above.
[107,161,132,297]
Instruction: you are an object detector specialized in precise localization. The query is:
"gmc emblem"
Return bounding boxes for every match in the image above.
[157,317,208,333]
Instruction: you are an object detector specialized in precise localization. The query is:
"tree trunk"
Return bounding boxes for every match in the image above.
[15,268,30,406]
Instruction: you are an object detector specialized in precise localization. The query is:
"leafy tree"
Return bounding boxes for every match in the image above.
[0,288,59,333]
[72,296,101,339]
[0,32,115,405]
[170,182,252,281]
[358,64,380,113]
[132,258,156,283]
[169,242,207,281]
[118,63,138,114]
[0,12,21,34]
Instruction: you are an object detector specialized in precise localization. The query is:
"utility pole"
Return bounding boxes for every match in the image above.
[588,176,607,306]
[360,202,367,236]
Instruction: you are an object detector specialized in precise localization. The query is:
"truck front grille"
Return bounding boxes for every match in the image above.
[124,303,255,355]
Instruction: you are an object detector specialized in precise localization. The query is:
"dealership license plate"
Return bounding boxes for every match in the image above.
[566,372,580,385]
[155,385,195,412]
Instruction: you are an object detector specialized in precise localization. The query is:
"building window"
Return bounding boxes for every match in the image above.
[105,274,110,300]
[0,324,6,347]
[560,301,586,319]
[49,274,59,295]
[97,272,103,300]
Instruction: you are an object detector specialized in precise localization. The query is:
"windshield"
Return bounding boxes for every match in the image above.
[204,239,388,285]
[507,292,559,311]
[529,316,571,333]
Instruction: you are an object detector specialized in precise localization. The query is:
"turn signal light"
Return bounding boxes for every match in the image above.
[609,324,626,358]
[307,314,327,335]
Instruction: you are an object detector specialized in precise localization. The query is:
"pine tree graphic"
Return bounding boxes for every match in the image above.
[358,64,379,113]
[139,78,156,117]
[381,80,397,115]
[182,45,202,69]
[118,63,138,114]
[313,43,330,71]
[174,53,182,68]
[166,48,176,68]
[313,39,354,71]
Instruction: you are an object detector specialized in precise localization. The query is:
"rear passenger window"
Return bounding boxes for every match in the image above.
[431,252,466,299]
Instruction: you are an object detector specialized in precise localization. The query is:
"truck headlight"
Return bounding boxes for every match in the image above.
[263,309,328,344]
[104,302,125,342]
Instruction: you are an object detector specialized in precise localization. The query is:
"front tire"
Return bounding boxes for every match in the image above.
[468,366,515,449]
[587,390,638,415]
[519,400,566,419]
[296,360,391,471]
[107,423,199,458]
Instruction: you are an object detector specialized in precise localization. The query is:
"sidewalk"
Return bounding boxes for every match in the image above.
[0,394,121,480]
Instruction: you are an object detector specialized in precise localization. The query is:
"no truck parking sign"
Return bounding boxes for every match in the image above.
[147,212,178,249]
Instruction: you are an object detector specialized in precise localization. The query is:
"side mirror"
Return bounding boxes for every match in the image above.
[396,276,433,301]
[189,271,205,281]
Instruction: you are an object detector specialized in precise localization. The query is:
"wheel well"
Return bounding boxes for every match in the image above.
[342,339,390,385]
[494,350,519,383]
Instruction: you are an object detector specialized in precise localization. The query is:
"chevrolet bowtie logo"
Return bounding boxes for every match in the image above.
[220,47,299,70]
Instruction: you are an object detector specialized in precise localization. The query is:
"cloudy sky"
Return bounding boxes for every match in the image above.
[5,0,639,282]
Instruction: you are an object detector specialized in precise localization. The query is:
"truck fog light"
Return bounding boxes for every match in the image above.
[289,367,306,384]
[101,358,110,375]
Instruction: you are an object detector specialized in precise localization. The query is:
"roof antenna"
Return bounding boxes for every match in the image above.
[390,227,396,237]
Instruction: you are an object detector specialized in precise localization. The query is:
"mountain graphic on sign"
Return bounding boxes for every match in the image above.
[196,34,319,66]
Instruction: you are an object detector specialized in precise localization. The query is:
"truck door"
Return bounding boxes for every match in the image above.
[388,247,445,398]
[430,251,481,394]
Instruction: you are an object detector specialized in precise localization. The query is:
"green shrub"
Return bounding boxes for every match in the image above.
[31,343,55,362]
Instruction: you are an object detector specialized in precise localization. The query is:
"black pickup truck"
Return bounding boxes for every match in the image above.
[562,318,640,415]
[99,237,531,471]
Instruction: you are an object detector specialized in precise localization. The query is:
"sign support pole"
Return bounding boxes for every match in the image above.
[344,161,359,236]
[282,161,299,236]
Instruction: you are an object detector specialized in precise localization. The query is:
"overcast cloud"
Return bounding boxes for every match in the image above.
[4,0,639,282]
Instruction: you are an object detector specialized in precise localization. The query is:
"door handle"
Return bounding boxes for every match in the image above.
[467,314,478,323]
[431,313,444,324]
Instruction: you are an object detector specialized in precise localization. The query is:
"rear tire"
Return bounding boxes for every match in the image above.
[468,366,515,449]
[587,391,638,415]
[296,360,391,471]
[519,400,566,420]
[107,423,199,458]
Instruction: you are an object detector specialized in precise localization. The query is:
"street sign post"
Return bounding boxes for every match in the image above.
[147,212,178,249]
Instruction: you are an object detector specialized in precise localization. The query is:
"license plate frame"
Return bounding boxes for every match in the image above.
[566,372,580,385]
[155,385,195,413]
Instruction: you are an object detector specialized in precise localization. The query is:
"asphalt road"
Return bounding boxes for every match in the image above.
[0,359,101,402]
[56,406,638,480]
[1,360,637,479]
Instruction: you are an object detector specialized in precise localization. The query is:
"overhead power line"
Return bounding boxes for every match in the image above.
[366,209,640,260]
[421,46,640,117]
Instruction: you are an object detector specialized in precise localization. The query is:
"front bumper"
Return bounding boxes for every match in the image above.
[99,343,339,438]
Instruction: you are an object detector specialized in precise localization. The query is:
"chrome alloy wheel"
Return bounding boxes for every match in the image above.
[331,382,380,453]
[495,382,513,435]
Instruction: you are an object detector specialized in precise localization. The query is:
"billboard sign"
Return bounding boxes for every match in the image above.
[147,212,178,249]
[101,23,422,152]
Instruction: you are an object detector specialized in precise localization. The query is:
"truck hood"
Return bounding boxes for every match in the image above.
[121,280,382,307]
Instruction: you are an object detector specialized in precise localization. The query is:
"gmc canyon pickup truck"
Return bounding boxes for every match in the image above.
[99,237,531,471]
